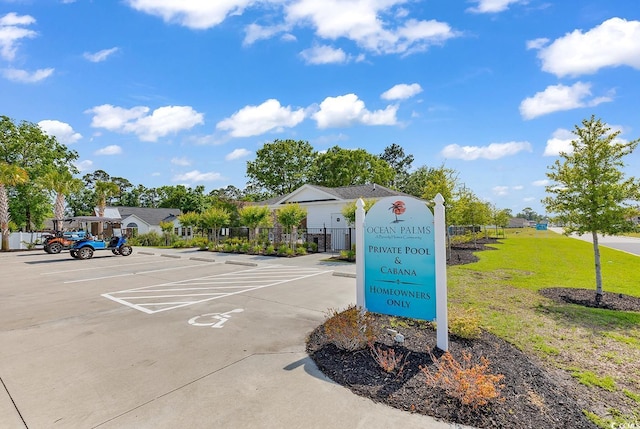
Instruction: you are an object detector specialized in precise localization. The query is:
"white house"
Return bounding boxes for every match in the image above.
[261,183,411,229]
[259,183,413,251]
[99,206,183,236]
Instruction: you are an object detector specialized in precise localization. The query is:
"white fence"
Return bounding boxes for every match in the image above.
[8,232,48,250]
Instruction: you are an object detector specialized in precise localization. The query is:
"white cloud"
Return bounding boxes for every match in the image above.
[244,23,288,46]
[493,185,524,196]
[286,1,458,55]
[171,157,191,166]
[532,18,640,77]
[466,0,524,13]
[87,104,204,142]
[94,145,122,155]
[216,99,305,137]
[125,0,255,30]
[38,120,82,144]
[441,141,532,160]
[381,83,422,100]
[519,82,613,120]
[225,148,251,161]
[532,179,550,187]
[126,1,458,56]
[492,186,509,196]
[526,37,548,50]
[173,170,224,182]
[0,12,37,61]
[84,47,119,63]
[312,93,398,128]
[544,128,574,156]
[75,160,93,171]
[300,44,349,65]
[543,124,627,156]
[2,67,54,82]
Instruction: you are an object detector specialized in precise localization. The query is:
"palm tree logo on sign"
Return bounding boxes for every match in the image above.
[389,200,406,222]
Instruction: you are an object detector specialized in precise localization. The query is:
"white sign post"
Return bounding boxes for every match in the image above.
[355,193,448,351]
[434,194,448,351]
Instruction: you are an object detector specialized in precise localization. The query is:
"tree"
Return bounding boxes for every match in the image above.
[67,170,112,216]
[489,204,511,237]
[199,207,231,244]
[341,198,377,226]
[516,207,543,222]
[157,185,208,213]
[159,220,175,246]
[178,212,200,238]
[310,146,395,188]
[276,203,307,249]
[543,115,640,303]
[95,181,120,217]
[246,139,317,197]
[0,116,78,230]
[40,168,83,230]
[0,162,28,251]
[239,205,272,243]
[380,143,414,189]
[110,176,133,206]
[401,164,458,201]
[95,181,120,237]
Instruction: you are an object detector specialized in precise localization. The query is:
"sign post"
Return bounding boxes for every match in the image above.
[355,194,448,351]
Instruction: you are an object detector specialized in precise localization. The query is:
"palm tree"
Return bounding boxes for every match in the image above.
[41,169,83,231]
[1,162,29,251]
[94,181,119,237]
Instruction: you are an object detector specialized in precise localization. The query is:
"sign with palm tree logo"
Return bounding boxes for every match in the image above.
[362,196,436,320]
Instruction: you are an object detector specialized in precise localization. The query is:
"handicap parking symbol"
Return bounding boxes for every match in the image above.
[188,308,244,328]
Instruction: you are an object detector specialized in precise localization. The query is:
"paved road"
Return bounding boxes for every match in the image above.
[549,227,640,257]
[0,248,470,429]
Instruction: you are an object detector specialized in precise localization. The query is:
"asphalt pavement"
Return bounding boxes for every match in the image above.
[0,247,471,429]
[549,227,640,257]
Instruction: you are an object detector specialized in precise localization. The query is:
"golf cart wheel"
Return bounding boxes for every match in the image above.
[119,245,132,256]
[48,242,63,254]
[44,245,52,254]
[112,248,120,255]
[70,250,79,258]
[78,247,94,260]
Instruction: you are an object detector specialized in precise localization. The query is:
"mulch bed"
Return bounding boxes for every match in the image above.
[307,316,597,428]
[540,287,640,312]
[307,237,640,428]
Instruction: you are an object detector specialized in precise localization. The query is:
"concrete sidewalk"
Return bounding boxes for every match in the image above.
[0,248,471,429]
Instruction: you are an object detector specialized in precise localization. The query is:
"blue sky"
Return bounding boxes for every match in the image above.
[1,0,639,215]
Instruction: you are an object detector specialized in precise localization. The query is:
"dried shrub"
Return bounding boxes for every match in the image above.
[449,307,482,340]
[421,351,505,409]
[370,343,409,374]
[324,305,376,352]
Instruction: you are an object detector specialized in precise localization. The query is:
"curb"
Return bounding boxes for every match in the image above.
[225,260,258,267]
[333,272,355,278]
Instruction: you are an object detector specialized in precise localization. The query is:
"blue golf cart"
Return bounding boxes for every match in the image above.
[67,216,133,260]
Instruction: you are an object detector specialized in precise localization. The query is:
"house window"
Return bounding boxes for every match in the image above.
[126,222,138,237]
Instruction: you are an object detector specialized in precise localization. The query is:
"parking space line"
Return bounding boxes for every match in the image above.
[63,263,213,284]
[41,258,163,275]
[101,265,332,314]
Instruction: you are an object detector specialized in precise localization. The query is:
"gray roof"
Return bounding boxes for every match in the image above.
[311,184,412,200]
[107,206,182,226]
[261,183,413,205]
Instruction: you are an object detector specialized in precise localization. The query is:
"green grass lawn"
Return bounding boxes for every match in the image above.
[447,229,640,427]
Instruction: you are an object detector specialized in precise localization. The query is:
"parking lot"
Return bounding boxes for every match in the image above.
[0,248,458,429]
